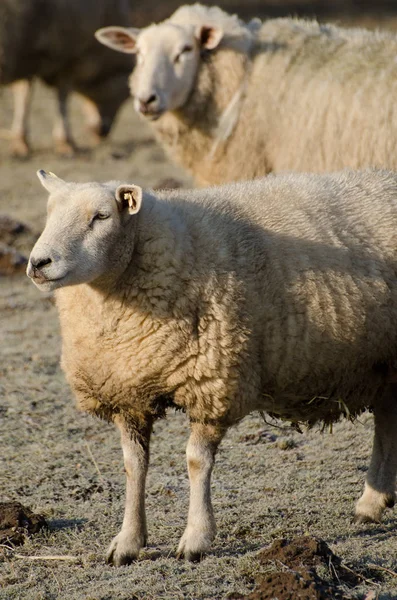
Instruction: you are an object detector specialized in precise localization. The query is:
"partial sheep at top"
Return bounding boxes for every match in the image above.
[27,167,397,565]
[97,3,397,185]
[0,0,134,157]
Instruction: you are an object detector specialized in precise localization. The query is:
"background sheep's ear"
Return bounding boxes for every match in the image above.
[195,25,223,50]
[95,26,140,54]
[115,185,143,215]
[36,170,66,194]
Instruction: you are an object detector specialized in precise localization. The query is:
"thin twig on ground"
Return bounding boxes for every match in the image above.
[341,563,381,587]
[84,441,105,482]
[367,564,397,578]
[13,554,81,562]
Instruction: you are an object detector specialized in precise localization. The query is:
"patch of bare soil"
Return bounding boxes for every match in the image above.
[232,536,362,600]
[0,501,47,547]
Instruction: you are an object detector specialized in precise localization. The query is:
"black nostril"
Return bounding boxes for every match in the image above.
[99,122,111,137]
[32,257,52,270]
[146,94,157,105]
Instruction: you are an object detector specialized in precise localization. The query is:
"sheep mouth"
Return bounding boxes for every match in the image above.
[30,273,65,284]
[142,109,164,121]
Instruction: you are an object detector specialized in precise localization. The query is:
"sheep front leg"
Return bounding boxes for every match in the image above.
[177,422,225,561]
[53,87,75,156]
[107,415,152,566]
[355,394,397,523]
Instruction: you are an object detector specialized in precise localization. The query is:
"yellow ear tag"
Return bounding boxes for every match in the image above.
[124,192,134,210]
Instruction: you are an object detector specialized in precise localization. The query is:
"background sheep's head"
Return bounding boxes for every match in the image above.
[27,171,142,292]
[95,21,223,119]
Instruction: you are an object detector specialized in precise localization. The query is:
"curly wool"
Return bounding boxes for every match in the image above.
[148,5,397,185]
[52,169,397,430]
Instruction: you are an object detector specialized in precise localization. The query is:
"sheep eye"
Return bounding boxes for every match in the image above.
[174,45,193,63]
[91,212,110,224]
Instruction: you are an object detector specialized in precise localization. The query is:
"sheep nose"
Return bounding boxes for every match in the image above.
[31,256,52,271]
[138,94,158,114]
[99,121,111,138]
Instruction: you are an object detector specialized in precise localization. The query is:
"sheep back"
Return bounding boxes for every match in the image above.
[150,8,397,184]
[56,169,397,429]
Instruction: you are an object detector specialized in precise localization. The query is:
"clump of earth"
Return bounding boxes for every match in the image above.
[0,215,37,275]
[231,536,363,600]
[0,501,47,546]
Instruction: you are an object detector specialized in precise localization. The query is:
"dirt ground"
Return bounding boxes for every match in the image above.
[1,14,397,600]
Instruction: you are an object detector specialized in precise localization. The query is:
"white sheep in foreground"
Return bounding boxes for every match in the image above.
[96,4,397,185]
[28,168,397,565]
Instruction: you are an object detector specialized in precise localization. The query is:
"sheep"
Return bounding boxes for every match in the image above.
[0,0,134,157]
[27,168,397,565]
[96,4,397,186]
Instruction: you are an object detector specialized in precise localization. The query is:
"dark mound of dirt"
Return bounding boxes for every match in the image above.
[0,214,38,275]
[0,214,28,244]
[232,536,361,600]
[246,570,345,600]
[257,536,350,573]
[0,501,47,546]
[0,242,27,275]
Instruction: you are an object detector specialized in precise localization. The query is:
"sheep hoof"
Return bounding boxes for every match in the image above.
[354,487,395,524]
[353,513,381,525]
[176,548,203,562]
[176,526,214,561]
[54,141,75,157]
[10,138,30,159]
[106,531,144,566]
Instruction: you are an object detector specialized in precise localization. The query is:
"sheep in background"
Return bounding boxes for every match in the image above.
[27,168,397,565]
[0,0,134,157]
[97,3,397,185]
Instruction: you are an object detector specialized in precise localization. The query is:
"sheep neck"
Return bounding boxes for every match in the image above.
[152,41,253,185]
[80,197,192,317]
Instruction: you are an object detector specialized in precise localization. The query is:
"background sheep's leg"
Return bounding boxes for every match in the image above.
[79,96,103,144]
[106,415,152,566]
[52,86,75,156]
[10,79,33,158]
[177,422,225,561]
[355,394,397,523]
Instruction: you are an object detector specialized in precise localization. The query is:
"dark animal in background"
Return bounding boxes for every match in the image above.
[0,0,134,156]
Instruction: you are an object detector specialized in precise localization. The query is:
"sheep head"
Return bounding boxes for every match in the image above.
[95,20,223,119]
[27,170,142,292]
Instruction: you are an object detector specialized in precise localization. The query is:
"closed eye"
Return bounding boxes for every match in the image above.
[174,45,193,63]
[90,212,110,226]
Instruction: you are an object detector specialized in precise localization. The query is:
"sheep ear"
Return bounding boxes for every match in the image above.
[195,25,223,50]
[115,185,142,215]
[36,169,66,194]
[95,26,140,54]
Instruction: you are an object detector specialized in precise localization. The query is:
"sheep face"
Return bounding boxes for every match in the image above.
[27,171,142,292]
[95,22,223,118]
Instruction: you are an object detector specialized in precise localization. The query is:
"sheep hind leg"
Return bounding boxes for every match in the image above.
[10,79,33,158]
[106,415,152,566]
[355,392,397,524]
[177,422,225,562]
